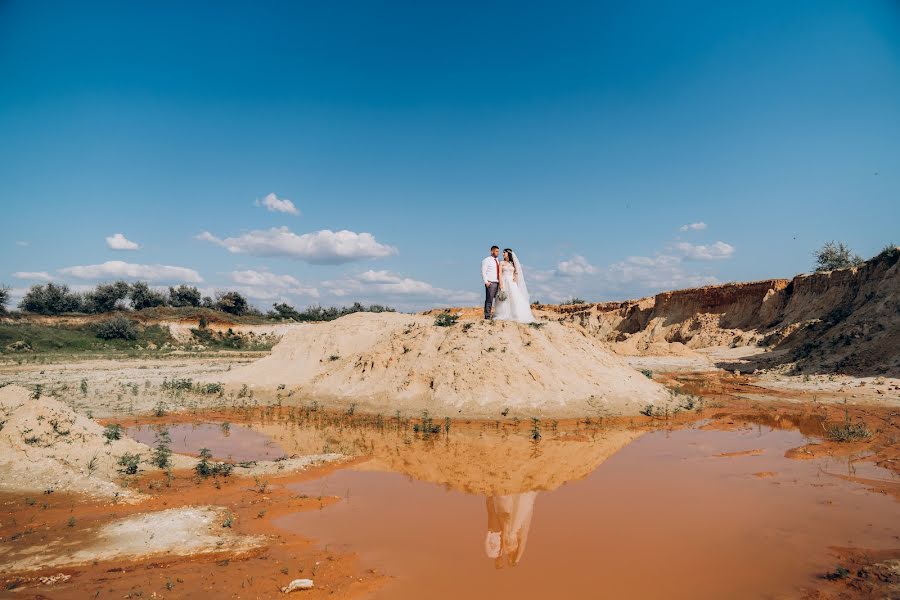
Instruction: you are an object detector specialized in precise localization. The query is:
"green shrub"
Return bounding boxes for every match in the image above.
[875,243,899,265]
[19,283,83,314]
[434,312,459,327]
[83,281,130,313]
[0,284,9,313]
[826,410,872,442]
[130,282,167,310]
[95,316,139,340]
[117,452,141,475]
[168,285,201,307]
[814,241,863,272]
[103,423,123,442]
[195,448,233,478]
[151,429,172,468]
[269,302,396,322]
[215,291,249,316]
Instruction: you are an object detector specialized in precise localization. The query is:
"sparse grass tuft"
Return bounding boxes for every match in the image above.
[826,409,872,442]
[103,423,123,443]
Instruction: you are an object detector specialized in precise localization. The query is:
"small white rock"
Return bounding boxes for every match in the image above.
[281,579,314,593]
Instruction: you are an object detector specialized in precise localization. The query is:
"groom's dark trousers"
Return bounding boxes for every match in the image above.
[484,282,499,319]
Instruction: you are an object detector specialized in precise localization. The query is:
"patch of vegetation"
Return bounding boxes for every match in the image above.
[527,322,545,329]
[826,409,872,442]
[433,312,459,327]
[875,243,899,265]
[641,369,653,379]
[0,284,9,313]
[162,378,193,392]
[103,423,123,442]
[267,301,395,322]
[95,316,139,340]
[214,291,249,316]
[412,410,441,439]
[189,325,273,350]
[151,429,172,468]
[129,282,167,310]
[530,417,542,441]
[117,452,141,475]
[195,448,233,478]
[825,565,851,581]
[195,382,224,395]
[19,283,83,314]
[167,285,201,307]
[0,321,173,355]
[565,298,587,305]
[814,241,863,272]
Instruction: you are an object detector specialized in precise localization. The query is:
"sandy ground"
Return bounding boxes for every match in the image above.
[0,505,266,573]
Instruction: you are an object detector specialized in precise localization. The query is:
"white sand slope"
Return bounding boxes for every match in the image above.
[221,313,670,417]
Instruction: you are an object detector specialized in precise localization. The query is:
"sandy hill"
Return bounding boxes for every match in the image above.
[221,312,670,418]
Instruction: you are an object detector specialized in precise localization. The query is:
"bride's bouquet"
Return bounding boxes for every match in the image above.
[496,290,508,302]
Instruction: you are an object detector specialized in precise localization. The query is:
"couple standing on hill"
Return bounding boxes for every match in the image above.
[481,245,535,323]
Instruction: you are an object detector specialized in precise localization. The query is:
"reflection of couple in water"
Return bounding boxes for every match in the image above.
[484,492,537,568]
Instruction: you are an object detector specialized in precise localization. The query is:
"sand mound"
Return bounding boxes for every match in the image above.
[0,385,193,500]
[221,313,670,417]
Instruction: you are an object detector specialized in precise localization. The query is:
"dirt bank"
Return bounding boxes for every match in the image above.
[220,312,671,418]
[541,249,900,377]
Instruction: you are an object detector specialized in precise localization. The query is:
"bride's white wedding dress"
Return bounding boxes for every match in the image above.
[493,253,535,324]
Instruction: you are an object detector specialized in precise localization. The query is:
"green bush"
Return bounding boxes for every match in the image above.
[19,283,83,314]
[268,302,396,322]
[95,316,139,340]
[434,312,459,327]
[130,282,167,310]
[215,291,249,315]
[814,241,863,272]
[0,284,9,313]
[83,281,130,313]
[875,243,899,265]
[168,285,201,307]
[117,452,141,475]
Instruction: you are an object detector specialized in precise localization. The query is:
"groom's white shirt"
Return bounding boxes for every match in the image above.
[482,256,500,284]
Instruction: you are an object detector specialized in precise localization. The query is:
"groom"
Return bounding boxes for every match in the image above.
[482,245,501,319]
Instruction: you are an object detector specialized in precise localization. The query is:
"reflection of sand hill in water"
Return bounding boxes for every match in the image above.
[222,312,669,418]
[259,421,643,496]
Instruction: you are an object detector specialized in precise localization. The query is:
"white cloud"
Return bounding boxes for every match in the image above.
[679,221,707,232]
[323,270,478,306]
[15,241,29,247]
[674,241,735,261]
[227,270,319,299]
[197,227,397,264]
[105,233,140,251]
[605,254,719,290]
[13,271,54,281]
[59,261,203,283]
[256,192,299,216]
[557,255,597,277]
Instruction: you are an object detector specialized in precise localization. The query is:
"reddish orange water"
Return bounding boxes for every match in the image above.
[274,425,900,600]
[126,422,286,462]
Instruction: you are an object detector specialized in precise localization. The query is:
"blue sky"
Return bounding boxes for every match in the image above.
[2,0,899,310]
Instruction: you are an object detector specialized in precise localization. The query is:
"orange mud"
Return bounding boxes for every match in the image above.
[1,458,386,599]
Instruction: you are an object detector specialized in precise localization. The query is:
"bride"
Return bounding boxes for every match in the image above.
[493,248,536,323]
